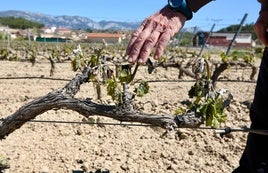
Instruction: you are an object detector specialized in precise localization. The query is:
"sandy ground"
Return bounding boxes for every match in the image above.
[0,56,259,173]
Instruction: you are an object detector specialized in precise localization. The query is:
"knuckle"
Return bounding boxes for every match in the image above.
[157,46,164,54]
[137,35,145,42]
[160,32,172,43]
[145,37,156,45]
[159,37,169,45]
[140,49,150,57]
[131,45,140,55]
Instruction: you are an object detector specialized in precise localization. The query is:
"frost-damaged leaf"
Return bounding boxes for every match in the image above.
[188,80,206,98]
[71,57,81,71]
[146,58,155,74]
[119,64,132,84]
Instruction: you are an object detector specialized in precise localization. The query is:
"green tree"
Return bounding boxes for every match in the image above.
[217,23,256,40]
[0,17,44,29]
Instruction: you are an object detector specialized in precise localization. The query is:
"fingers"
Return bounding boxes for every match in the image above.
[126,19,155,63]
[154,29,172,60]
[127,20,169,64]
[126,6,186,64]
[137,25,164,63]
[126,20,147,55]
[154,19,183,60]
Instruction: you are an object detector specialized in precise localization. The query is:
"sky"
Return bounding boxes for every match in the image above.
[0,0,260,31]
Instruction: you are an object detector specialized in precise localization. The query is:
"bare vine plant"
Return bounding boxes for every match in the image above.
[0,44,233,140]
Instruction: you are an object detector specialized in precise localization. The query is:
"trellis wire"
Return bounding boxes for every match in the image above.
[0,118,154,127]
[0,77,257,84]
[1,118,268,136]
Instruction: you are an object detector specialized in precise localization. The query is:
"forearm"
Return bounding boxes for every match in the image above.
[186,0,212,12]
[258,0,268,12]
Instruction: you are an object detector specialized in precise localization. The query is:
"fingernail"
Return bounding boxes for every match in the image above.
[128,57,133,63]
[138,59,144,64]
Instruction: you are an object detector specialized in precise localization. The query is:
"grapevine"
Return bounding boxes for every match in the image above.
[70,44,232,128]
[70,44,150,108]
[0,41,260,134]
[175,57,233,128]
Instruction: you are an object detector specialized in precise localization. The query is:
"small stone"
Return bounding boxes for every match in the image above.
[120,163,129,171]
[80,164,89,172]
[39,166,49,173]
[178,133,188,140]
[76,159,84,164]
[188,150,194,155]
[76,128,83,135]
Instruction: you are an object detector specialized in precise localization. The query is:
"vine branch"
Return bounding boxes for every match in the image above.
[0,64,203,140]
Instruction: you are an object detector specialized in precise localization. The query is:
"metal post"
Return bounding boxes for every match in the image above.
[198,23,216,57]
[225,13,248,56]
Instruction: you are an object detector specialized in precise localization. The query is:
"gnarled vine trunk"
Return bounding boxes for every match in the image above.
[0,65,203,140]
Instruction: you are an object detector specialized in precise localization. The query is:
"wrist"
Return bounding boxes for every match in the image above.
[167,0,193,20]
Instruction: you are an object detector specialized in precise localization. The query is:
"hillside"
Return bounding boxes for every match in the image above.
[0,10,140,30]
[0,16,44,29]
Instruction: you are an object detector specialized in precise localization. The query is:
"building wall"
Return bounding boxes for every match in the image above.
[193,32,252,48]
[86,37,121,44]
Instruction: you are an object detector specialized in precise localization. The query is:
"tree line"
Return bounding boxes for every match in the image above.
[218,23,256,40]
[0,17,44,29]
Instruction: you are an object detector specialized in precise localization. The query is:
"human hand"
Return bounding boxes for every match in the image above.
[254,11,268,46]
[126,6,186,64]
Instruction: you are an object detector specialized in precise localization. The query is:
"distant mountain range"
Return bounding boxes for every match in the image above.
[0,10,141,30]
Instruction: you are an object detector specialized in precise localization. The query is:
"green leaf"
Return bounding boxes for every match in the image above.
[90,54,98,67]
[204,97,227,128]
[106,79,122,103]
[0,154,9,171]
[174,107,186,115]
[211,118,220,128]
[87,117,95,126]
[220,52,227,63]
[196,102,208,116]
[134,80,150,97]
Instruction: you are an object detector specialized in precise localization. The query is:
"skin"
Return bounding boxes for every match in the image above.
[254,11,268,47]
[126,6,186,64]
